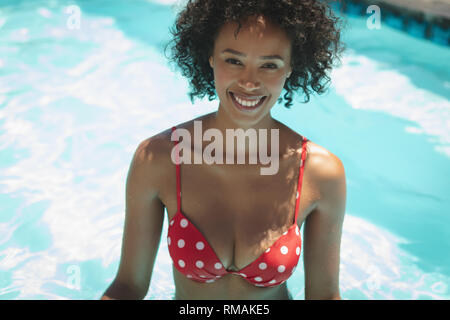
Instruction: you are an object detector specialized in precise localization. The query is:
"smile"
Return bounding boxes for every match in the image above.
[229,92,267,112]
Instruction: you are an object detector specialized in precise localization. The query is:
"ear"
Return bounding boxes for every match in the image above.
[209,56,214,68]
[287,66,292,78]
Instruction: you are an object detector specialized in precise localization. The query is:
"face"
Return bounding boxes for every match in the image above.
[209,15,292,127]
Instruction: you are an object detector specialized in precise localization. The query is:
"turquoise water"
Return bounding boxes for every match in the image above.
[0,0,449,300]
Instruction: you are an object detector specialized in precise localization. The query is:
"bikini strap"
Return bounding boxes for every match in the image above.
[171,126,181,212]
[294,136,308,224]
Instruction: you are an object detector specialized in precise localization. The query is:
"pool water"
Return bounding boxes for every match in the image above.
[0,0,449,300]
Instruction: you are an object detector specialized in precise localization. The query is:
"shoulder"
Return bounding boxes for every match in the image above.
[135,128,173,166]
[305,141,345,181]
[278,123,344,176]
[130,128,175,191]
[304,140,346,209]
[135,113,214,167]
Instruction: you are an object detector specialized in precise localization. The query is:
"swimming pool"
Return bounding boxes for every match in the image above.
[0,0,449,300]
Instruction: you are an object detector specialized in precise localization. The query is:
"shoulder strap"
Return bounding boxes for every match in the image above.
[294,136,308,224]
[171,126,181,212]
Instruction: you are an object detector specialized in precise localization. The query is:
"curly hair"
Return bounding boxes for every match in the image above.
[164,0,346,108]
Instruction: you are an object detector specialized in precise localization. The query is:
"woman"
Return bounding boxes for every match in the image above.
[101,0,346,300]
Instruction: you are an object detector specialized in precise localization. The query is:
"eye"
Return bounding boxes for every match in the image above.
[226,58,278,69]
[225,58,241,65]
[263,63,278,69]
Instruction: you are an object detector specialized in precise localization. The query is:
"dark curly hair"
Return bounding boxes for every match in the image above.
[164,0,346,108]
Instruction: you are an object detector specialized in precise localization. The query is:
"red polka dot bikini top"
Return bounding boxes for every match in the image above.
[167,126,308,287]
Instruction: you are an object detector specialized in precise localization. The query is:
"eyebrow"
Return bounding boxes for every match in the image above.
[221,48,284,61]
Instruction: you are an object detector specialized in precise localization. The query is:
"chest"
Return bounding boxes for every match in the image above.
[159,153,316,270]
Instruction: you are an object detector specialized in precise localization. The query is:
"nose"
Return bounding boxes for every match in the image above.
[237,68,261,91]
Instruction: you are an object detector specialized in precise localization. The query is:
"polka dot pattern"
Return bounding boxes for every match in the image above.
[180,219,188,228]
[196,241,204,250]
[168,210,302,287]
[168,126,307,288]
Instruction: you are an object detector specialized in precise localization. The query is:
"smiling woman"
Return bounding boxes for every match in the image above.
[207,16,293,127]
[101,0,347,300]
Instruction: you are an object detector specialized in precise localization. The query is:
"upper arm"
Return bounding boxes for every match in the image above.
[114,136,167,298]
[303,150,346,300]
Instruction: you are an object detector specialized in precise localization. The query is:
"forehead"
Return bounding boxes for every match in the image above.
[214,15,291,50]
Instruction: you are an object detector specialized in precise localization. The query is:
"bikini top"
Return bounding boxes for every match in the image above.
[167,126,308,287]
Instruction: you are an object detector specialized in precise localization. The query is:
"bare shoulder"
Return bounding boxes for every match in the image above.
[304,140,346,202]
[135,129,172,165]
[135,114,214,171]
[130,128,175,192]
[305,141,345,178]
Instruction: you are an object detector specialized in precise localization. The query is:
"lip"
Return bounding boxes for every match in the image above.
[232,91,266,100]
[229,91,267,112]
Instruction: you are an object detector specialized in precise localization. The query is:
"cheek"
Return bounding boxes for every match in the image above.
[213,65,233,86]
[213,70,234,98]
[266,75,287,94]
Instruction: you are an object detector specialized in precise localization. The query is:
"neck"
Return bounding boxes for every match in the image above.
[211,102,277,133]
[204,102,279,158]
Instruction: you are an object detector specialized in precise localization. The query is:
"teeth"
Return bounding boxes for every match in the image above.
[233,94,263,107]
